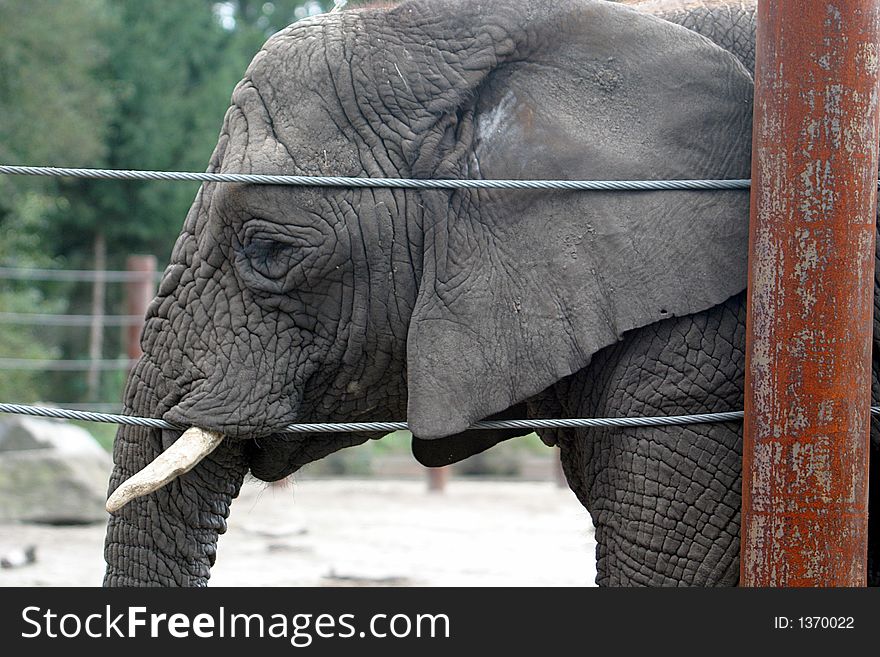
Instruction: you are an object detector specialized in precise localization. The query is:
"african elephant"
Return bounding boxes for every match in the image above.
[101,0,877,586]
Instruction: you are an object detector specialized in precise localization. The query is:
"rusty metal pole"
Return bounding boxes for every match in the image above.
[742,1,880,586]
[125,255,157,363]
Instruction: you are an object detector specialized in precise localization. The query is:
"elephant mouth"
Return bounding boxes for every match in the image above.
[106,422,375,512]
[104,367,384,512]
[246,429,375,482]
[105,355,313,513]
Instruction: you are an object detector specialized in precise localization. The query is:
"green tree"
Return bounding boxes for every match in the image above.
[49,0,336,264]
[0,0,113,403]
[44,0,263,403]
[0,0,112,269]
[51,1,253,264]
[1,0,336,406]
[0,0,113,174]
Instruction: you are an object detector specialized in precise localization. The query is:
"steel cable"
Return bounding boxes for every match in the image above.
[0,401,861,434]
[0,164,753,191]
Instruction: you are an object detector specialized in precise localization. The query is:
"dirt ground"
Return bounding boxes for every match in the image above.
[0,478,597,587]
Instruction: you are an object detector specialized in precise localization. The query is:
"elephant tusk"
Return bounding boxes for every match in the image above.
[105,427,224,513]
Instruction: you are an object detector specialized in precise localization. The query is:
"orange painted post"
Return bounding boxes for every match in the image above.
[742,1,880,586]
[125,255,157,363]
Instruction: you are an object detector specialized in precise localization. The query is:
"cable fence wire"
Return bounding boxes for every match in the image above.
[0,164,754,191]
[0,402,751,433]
[3,403,880,434]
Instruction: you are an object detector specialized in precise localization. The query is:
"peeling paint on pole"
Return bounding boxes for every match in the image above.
[125,255,157,365]
[742,1,880,586]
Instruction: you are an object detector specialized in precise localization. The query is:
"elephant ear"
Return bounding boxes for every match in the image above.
[390,1,754,439]
[411,403,530,467]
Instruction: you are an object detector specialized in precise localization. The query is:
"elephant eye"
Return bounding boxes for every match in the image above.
[234,215,340,296]
[235,236,298,293]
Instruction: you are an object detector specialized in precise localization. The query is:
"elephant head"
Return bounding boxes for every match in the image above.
[103,0,753,586]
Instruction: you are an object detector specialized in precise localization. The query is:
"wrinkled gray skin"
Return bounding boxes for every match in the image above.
[613,0,880,585]
[101,0,875,586]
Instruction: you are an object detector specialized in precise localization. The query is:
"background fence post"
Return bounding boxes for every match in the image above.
[427,466,449,493]
[741,0,880,586]
[86,232,106,401]
[125,255,157,364]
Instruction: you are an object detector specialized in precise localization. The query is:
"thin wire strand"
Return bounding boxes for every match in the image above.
[0,402,744,432]
[0,164,753,191]
[0,358,137,371]
[0,404,175,430]
[30,402,124,413]
[0,312,143,327]
[0,266,160,283]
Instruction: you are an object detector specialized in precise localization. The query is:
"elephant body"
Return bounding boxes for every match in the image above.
[103,0,879,586]
[623,1,756,74]
[622,0,880,585]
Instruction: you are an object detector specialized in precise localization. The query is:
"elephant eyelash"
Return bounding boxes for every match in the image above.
[232,237,302,296]
[241,237,293,260]
[239,239,297,278]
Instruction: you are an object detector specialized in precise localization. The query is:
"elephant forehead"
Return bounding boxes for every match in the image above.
[228,13,365,177]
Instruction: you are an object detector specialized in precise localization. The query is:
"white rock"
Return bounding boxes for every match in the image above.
[0,417,112,524]
[0,416,108,456]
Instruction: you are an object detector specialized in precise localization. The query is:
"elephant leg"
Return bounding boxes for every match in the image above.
[869,243,880,587]
[556,294,746,586]
[869,438,880,586]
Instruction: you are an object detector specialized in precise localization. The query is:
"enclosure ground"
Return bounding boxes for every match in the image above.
[0,478,597,587]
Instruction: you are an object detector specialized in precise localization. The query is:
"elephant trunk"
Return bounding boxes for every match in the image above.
[103,360,249,587]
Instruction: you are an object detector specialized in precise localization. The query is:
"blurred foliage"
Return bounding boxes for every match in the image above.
[50,0,264,264]
[0,0,112,268]
[0,0,334,407]
[0,0,113,170]
[0,0,112,403]
[303,431,553,477]
[0,290,63,402]
[72,420,119,452]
